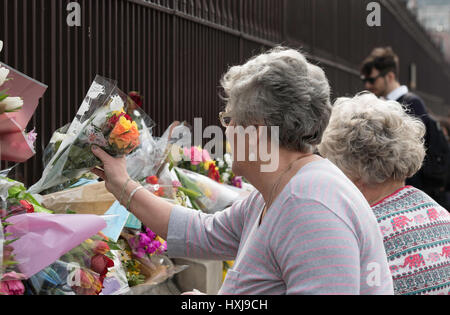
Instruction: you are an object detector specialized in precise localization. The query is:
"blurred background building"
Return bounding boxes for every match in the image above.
[405,0,450,63]
[1,0,450,186]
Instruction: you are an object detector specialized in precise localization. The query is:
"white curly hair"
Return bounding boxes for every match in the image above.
[318,92,426,185]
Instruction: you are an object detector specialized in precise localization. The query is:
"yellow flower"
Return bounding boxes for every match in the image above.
[203,160,213,171]
[84,239,94,245]
[112,109,125,117]
[155,236,166,243]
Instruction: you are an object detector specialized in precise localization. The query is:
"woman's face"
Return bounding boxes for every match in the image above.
[225,118,258,177]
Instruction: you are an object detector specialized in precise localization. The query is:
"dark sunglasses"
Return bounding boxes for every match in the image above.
[361,72,386,85]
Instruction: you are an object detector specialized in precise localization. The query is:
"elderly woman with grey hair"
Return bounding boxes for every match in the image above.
[90,47,393,295]
[319,93,450,295]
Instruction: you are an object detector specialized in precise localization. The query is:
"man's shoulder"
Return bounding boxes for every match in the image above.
[397,92,428,118]
[397,92,424,104]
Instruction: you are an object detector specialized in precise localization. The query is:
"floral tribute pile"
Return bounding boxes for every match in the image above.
[0,40,253,295]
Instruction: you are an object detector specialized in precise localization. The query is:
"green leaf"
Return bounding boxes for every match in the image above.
[174,168,203,195]
[105,252,115,260]
[107,241,121,251]
[178,186,202,199]
[0,89,9,102]
[8,185,25,199]
[4,238,19,246]
[189,198,201,211]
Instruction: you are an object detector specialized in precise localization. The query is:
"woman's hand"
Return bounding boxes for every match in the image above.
[90,145,130,197]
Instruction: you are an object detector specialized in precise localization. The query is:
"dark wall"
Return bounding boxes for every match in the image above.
[1,0,449,186]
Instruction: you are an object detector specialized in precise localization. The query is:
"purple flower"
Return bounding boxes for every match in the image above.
[138,233,152,248]
[157,242,167,255]
[231,176,243,189]
[143,240,160,255]
[145,227,156,240]
[134,247,146,259]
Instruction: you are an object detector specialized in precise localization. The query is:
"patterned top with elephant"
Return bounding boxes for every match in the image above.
[372,186,450,295]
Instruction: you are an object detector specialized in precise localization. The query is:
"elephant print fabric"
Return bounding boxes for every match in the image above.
[371,186,450,295]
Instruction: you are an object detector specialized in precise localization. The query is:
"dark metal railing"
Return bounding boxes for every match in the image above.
[0,0,449,186]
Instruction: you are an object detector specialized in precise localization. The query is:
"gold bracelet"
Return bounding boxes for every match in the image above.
[127,185,144,211]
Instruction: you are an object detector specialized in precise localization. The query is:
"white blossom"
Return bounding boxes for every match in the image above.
[0,41,3,53]
[224,153,232,166]
[222,173,230,182]
[0,66,9,86]
[0,96,23,114]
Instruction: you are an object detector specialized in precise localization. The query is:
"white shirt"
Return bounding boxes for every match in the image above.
[386,85,409,101]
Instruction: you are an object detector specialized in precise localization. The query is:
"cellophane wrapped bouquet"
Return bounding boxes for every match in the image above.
[0,173,56,295]
[27,233,129,295]
[29,76,154,194]
[118,227,187,292]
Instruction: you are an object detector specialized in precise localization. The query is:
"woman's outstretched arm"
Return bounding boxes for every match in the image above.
[90,145,173,239]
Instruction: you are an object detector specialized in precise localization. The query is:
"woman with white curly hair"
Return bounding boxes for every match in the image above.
[319,93,450,295]
[90,47,393,295]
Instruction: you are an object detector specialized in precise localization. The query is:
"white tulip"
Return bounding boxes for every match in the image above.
[0,40,3,53]
[0,66,9,86]
[0,97,23,113]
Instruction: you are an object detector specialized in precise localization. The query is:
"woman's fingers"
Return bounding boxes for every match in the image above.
[91,145,112,164]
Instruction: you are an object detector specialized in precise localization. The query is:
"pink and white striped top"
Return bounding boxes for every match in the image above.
[167,159,394,295]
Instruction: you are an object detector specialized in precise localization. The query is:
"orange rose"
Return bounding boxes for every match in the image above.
[109,116,140,152]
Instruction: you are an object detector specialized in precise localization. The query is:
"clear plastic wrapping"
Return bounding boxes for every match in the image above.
[173,167,241,213]
[126,122,191,182]
[29,75,154,194]
[27,233,129,295]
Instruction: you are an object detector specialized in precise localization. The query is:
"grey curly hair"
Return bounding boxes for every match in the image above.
[220,46,332,153]
[318,93,426,185]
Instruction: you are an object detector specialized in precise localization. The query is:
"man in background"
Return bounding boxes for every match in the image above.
[360,47,449,209]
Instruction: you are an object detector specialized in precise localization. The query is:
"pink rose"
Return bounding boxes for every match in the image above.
[202,149,212,162]
[183,147,202,165]
[0,271,27,295]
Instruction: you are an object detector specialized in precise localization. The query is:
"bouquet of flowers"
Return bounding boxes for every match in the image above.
[0,176,53,217]
[26,233,126,295]
[0,41,46,163]
[118,229,187,291]
[29,76,153,194]
[0,65,23,115]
